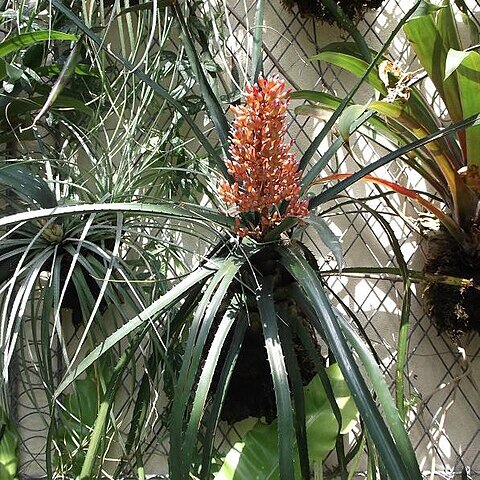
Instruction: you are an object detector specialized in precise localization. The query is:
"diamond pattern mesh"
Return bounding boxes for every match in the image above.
[12,0,480,478]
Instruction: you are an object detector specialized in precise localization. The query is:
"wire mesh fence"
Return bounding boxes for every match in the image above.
[10,0,480,478]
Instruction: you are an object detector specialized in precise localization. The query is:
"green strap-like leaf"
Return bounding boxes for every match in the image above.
[200,313,248,479]
[277,317,309,480]
[0,31,77,58]
[251,0,265,82]
[336,314,420,479]
[310,113,480,211]
[170,257,244,479]
[304,215,343,271]
[183,299,239,476]
[256,275,294,480]
[278,247,421,480]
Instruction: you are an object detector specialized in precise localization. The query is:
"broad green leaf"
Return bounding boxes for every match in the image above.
[0,31,77,58]
[0,164,57,208]
[215,364,358,480]
[22,43,45,69]
[294,104,331,122]
[0,411,18,480]
[292,90,419,157]
[5,62,23,82]
[452,49,480,165]
[338,104,366,141]
[311,43,440,137]
[404,2,463,122]
[310,45,386,94]
[67,374,99,428]
[410,0,445,18]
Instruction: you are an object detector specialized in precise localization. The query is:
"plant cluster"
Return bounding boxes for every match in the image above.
[0,0,479,479]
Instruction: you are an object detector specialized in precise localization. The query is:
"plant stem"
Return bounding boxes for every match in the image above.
[78,349,131,479]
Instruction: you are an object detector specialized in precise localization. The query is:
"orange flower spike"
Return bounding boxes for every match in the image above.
[220,75,309,238]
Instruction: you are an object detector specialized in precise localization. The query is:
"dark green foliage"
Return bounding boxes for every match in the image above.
[280,0,384,24]
[209,247,322,424]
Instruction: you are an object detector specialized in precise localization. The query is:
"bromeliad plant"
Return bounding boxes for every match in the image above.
[293,0,480,337]
[163,73,422,480]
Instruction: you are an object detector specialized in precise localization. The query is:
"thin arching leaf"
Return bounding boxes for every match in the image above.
[172,3,230,176]
[50,0,225,173]
[0,202,234,229]
[55,264,216,396]
[32,42,82,126]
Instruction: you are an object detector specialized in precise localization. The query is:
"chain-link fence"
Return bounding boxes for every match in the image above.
[12,0,480,478]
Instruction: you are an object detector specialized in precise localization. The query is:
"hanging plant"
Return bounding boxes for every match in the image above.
[280,0,384,24]
[294,0,480,338]
[213,77,318,424]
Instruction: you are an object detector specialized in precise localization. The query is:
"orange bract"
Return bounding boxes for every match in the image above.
[219,76,309,238]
